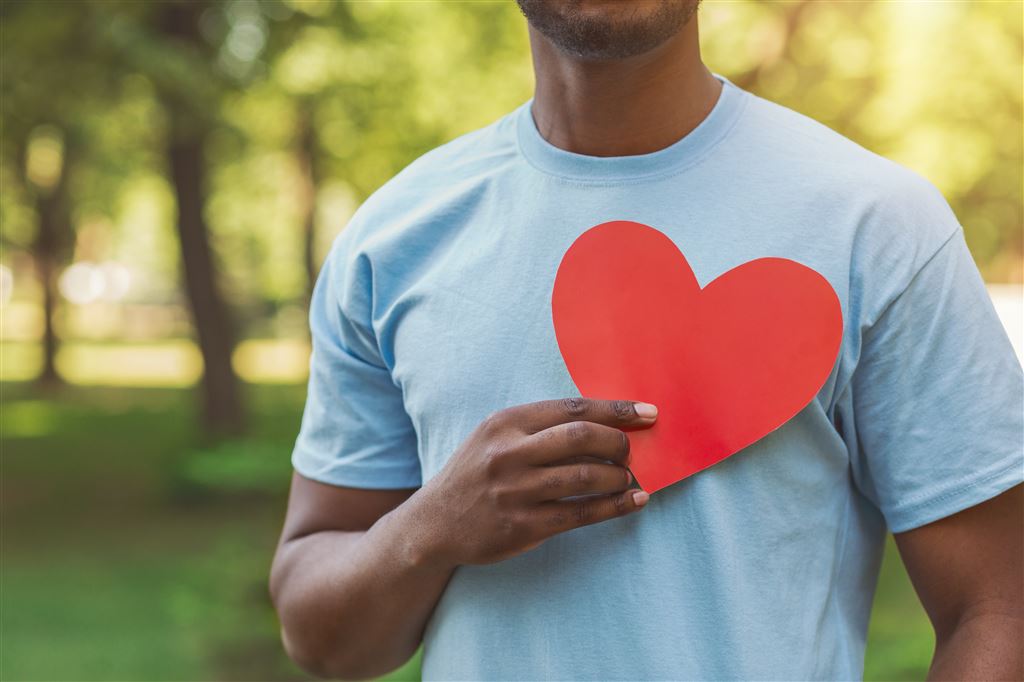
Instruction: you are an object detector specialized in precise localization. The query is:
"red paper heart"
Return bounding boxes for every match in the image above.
[551,221,843,493]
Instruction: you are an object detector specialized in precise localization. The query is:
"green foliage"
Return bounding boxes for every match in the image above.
[179,438,294,496]
[1,385,302,680]
[3,1,1018,326]
[703,1,1023,281]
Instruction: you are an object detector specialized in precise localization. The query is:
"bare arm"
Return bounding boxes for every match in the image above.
[269,397,657,680]
[895,483,1023,681]
[269,478,446,679]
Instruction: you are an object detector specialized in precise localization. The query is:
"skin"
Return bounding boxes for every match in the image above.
[271,2,1023,678]
[523,0,720,157]
[897,483,1022,681]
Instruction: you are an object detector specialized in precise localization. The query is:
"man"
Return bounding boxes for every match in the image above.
[270,1,1024,679]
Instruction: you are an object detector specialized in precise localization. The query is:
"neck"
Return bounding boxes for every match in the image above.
[528,18,721,157]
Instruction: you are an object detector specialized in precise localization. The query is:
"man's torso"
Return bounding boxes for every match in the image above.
[322,77,966,680]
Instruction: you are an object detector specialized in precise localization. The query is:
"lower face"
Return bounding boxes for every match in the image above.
[516,0,701,60]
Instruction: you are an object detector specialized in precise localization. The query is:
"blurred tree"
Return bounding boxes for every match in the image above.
[1,2,101,389]
[3,0,256,431]
[701,0,1023,281]
[18,128,74,388]
[2,0,1019,394]
[89,0,316,433]
[295,100,321,302]
[151,0,245,435]
[263,0,533,299]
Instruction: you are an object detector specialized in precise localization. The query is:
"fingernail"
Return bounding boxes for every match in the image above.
[632,491,650,507]
[633,403,658,419]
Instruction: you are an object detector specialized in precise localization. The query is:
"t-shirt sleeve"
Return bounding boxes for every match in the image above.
[291,231,422,489]
[846,227,1023,533]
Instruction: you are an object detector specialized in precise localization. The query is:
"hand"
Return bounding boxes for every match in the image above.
[408,397,657,567]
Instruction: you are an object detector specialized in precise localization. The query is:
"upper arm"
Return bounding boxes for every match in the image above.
[836,226,1023,532]
[894,483,1023,640]
[292,227,421,491]
[274,221,421,593]
[283,233,421,537]
[832,201,1023,671]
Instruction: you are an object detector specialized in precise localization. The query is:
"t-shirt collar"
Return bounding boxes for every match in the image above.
[515,73,746,182]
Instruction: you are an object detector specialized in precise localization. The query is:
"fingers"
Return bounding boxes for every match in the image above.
[525,420,631,466]
[541,489,650,533]
[522,462,634,501]
[512,397,658,434]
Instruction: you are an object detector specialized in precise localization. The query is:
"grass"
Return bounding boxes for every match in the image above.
[2,383,932,680]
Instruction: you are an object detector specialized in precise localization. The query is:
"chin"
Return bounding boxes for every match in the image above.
[517,0,700,61]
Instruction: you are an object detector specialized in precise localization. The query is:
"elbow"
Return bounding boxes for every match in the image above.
[270,568,413,680]
[279,625,411,681]
[268,548,419,679]
[279,626,334,679]
[268,558,348,679]
[279,626,353,680]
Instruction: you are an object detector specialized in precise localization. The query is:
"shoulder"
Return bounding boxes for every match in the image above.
[737,88,960,263]
[336,109,520,252]
[739,90,954,224]
[722,86,965,323]
[319,106,521,302]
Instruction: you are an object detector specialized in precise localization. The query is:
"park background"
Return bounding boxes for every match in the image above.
[2,1,1022,680]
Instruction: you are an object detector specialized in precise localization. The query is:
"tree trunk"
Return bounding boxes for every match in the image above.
[166,119,245,436]
[296,103,320,304]
[34,212,61,388]
[157,0,244,436]
[21,133,71,389]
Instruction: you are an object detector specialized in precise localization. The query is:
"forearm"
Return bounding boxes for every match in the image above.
[928,609,1024,681]
[270,492,456,680]
[270,399,654,678]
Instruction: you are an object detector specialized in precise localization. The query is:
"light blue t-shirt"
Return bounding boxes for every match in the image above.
[292,75,1024,681]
